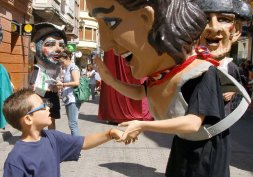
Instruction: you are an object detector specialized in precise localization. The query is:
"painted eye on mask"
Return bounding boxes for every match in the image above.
[103,17,122,30]
[44,41,65,49]
[217,17,234,24]
[206,16,234,24]
[44,42,56,47]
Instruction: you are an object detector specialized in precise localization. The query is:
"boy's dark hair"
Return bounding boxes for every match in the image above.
[3,89,35,131]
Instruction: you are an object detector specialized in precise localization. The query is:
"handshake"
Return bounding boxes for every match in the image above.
[108,120,143,144]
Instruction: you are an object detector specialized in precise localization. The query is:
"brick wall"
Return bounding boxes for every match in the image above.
[0,0,32,89]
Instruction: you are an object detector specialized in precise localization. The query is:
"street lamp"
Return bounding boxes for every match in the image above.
[79,19,85,31]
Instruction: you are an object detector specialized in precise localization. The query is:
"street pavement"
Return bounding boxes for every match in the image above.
[0,96,253,177]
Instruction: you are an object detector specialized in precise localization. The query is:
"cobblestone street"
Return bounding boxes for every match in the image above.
[0,97,253,177]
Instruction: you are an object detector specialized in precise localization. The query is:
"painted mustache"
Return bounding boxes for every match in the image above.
[47,52,62,62]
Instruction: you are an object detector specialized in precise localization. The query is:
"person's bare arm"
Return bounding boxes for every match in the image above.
[118,114,204,141]
[82,129,124,150]
[87,70,96,78]
[56,70,80,88]
[95,56,145,100]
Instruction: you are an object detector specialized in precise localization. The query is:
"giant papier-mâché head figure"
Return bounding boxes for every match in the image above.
[192,0,252,59]
[87,0,207,79]
[30,22,67,67]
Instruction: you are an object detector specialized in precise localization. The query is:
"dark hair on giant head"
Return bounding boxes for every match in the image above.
[3,89,35,131]
[117,0,207,63]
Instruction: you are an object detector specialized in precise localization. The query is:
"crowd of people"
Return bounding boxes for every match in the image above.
[1,22,126,177]
[0,0,253,177]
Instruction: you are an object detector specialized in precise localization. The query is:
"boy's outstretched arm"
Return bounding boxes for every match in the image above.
[82,129,124,150]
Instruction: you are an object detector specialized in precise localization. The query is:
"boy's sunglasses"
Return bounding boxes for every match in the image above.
[26,102,52,115]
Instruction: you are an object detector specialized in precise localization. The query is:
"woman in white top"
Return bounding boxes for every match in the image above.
[56,50,81,136]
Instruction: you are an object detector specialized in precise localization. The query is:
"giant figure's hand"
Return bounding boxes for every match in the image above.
[95,55,115,85]
[118,120,143,144]
[109,128,137,145]
[223,92,236,102]
[109,128,124,141]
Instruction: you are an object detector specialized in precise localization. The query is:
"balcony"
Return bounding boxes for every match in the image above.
[33,0,79,38]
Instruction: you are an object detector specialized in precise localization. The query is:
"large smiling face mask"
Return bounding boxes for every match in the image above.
[192,0,252,59]
[87,0,207,64]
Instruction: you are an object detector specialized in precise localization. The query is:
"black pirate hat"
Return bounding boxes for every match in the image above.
[31,22,67,44]
[192,0,252,21]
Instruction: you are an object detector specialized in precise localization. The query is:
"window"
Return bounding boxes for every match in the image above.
[93,29,97,41]
[85,27,92,41]
[80,0,86,11]
[79,27,97,42]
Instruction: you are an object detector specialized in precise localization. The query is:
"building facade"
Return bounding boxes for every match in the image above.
[33,0,80,42]
[0,0,80,89]
[0,0,33,89]
[77,0,99,67]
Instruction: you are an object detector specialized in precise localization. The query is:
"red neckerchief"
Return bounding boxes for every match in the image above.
[146,46,219,88]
